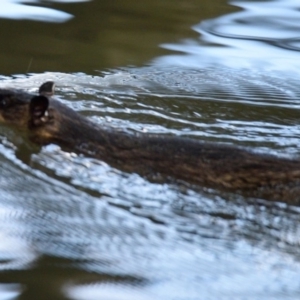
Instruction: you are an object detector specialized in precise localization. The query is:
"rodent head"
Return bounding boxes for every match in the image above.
[0,81,66,144]
[27,82,87,145]
[0,81,91,146]
[0,90,31,127]
[0,81,55,128]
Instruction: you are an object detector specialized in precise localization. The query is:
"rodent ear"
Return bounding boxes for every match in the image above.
[39,81,55,97]
[29,96,50,126]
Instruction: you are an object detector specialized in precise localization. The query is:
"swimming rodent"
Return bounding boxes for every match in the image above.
[0,81,300,204]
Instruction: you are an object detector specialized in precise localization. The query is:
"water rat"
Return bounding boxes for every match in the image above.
[0,81,300,203]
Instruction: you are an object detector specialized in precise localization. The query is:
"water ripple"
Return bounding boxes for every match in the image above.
[0,0,73,22]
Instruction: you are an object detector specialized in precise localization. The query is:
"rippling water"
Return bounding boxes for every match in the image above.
[1,0,300,299]
[0,0,75,22]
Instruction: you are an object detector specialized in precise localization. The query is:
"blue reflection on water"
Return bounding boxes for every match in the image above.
[155,0,300,72]
[0,0,78,22]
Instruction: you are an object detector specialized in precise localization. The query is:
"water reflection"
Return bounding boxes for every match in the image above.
[65,283,156,300]
[1,0,300,299]
[0,284,22,300]
[0,0,76,22]
[156,0,300,72]
[1,78,300,298]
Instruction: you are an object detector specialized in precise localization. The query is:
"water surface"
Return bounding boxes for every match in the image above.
[0,0,300,299]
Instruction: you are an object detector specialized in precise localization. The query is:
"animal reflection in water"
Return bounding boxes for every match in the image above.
[0,81,299,204]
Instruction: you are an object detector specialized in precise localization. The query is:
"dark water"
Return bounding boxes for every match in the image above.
[1,1,300,299]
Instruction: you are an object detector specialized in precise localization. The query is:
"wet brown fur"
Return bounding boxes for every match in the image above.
[0,89,32,126]
[1,82,300,204]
